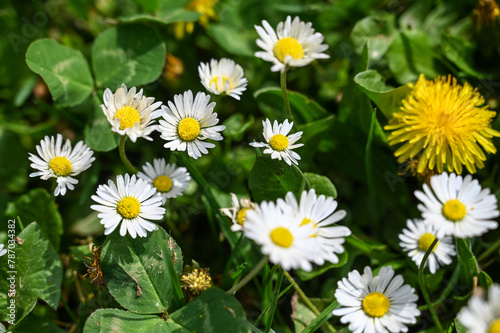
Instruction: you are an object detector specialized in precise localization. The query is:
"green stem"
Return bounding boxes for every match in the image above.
[283,270,336,333]
[60,297,79,328]
[119,135,138,174]
[478,238,500,262]
[279,69,295,124]
[227,256,269,294]
[418,263,460,310]
[418,238,443,331]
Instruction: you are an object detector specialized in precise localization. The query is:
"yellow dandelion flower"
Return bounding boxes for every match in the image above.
[174,0,218,39]
[385,74,500,175]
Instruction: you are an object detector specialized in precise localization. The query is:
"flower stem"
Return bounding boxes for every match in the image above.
[478,237,500,262]
[280,69,296,124]
[119,135,138,174]
[227,256,269,295]
[418,238,443,332]
[283,270,336,332]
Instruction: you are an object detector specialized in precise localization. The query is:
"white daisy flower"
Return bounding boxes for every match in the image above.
[249,119,303,166]
[91,174,166,239]
[29,134,95,196]
[415,172,499,238]
[332,266,420,333]
[0,244,7,257]
[458,284,500,333]
[244,200,317,271]
[278,190,351,266]
[254,16,329,73]
[220,193,257,232]
[398,219,455,274]
[137,158,191,205]
[158,90,225,159]
[198,58,248,100]
[101,84,163,142]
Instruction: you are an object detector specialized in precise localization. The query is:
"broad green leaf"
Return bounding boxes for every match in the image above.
[303,173,337,198]
[84,95,119,152]
[131,0,159,12]
[249,156,306,203]
[0,128,28,193]
[11,314,66,333]
[223,113,255,141]
[25,39,93,107]
[5,188,63,251]
[296,251,348,281]
[351,13,396,61]
[100,228,183,314]
[354,69,412,119]
[170,287,250,333]
[454,318,467,333]
[478,271,493,290]
[83,308,188,333]
[441,33,488,79]
[291,295,316,333]
[0,223,62,324]
[455,238,479,288]
[207,23,254,57]
[92,24,166,88]
[119,9,200,25]
[299,115,336,142]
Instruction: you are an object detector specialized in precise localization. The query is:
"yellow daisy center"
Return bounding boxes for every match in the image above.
[273,37,305,63]
[236,208,249,226]
[117,196,141,219]
[442,199,467,222]
[270,227,294,248]
[49,156,72,176]
[362,292,390,318]
[418,233,438,252]
[209,76,231,92]
[178,117,201,141]
[269,134,289,151]
[114,105,141,130]
[488,319,500,333]
[153,175,173,193]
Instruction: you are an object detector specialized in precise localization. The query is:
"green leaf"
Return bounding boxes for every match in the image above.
[0,128,28,193]
[131,0,159,12]
[25,39,93,107]
[291,294,317,333]
[478,271,493,290]
[299,115,336,142]
[350,13,397,61]
[454,318,467,333]
[301,300,339,333]
[303,173,337,198]
[83,308,188,333]
[11,314,66,333]
[100,227,183,314]
[223,113,255,141]
[249,156,306,203]
[296,251,348,281]
[92,24,166,88]
[354,69,412,119]
[207,23,254,57]
[84,95,119,152]
[455,238,479,288]
[0,222,62,324]
[6,188,63,251]
[170,287,250,333]
[441,33,488,79]
[119,9,200,25]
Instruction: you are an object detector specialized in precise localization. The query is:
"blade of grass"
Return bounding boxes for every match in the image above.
[302,300,339,333]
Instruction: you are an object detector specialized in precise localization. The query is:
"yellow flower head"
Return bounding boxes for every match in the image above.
[174,0,218,39]
[180,268,212,299]
[472,0,500,30]
[385,74,500,175]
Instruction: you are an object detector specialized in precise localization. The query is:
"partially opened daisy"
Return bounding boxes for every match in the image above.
[278,190,351,266]
[29,134,95,196]
[415,172,499,238]
[91,174,166,238]
[244,200,317,271]
[458,284,500,332]
[137,158,191,205]
[220,193,256,232]
[333,266,420,333]
[399,219,455,274]
[255,16,329,73]
[250,119,303,166]
[158,90,225,159]
[101,84,163,142]
[198,58,248,100]
[0,244,7,257]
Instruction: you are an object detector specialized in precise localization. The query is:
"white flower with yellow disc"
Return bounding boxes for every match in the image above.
[220,193,256,232]
[29,134,95,196]
[198,58,248,100]
[158,90,225,159]
[91,174,166,238]
[458,284,500,333]
[250,119,303,166]
[137,158,191,205]
[101,84,163,142]
[254,16,329,73]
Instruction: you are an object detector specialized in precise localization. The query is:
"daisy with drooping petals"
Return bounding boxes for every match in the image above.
[29,134,95,196]
[158,90,225,159]
[101,84,163,142]
[399,219,455,274]
[198,58,248,100]
[385,74,500,175]
[91,174,166,239]
[278,190,351,266]
[250,119,303,166]
[220,193,257,232]
[458,284,500,333]
[137,158,191,205]
[0,244,7,257]
[244,200,317,271]
[415,172,499,238]
[254,16,329,73]
[333,266,420,333]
